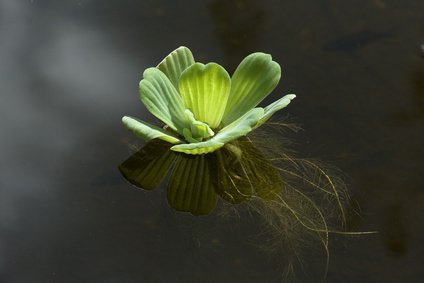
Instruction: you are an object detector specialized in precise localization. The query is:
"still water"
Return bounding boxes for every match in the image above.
[1,0,423,282]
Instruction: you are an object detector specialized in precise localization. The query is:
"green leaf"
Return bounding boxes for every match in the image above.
[179,63,231,129]
[119,140,177,190]
[255,94,296,128]
[171,107,264,154]
[222,53,281,125]
[139,68,188,133]
[171,141,224,155]
[157,46,195,89]
[184,109,214,141]
[167,154,217,215]
[122,116,182,144]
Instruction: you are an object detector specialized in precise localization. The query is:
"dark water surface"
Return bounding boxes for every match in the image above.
[1,0,423,282]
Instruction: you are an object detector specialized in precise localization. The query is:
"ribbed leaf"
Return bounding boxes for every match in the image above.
[222,53,281,125]
[157,46,195,89]
[167,154,217,215]
[255,94,296,128]
[183,109,214,141]
[122,116,182,144]
[171,108,264,154]
[139,68,188,133]
[179,63,231,129]
[171,141,224,155]
[119,141,176,190]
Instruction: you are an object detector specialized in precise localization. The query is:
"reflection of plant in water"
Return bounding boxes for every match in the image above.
[119,137,283,215]
[120,47,373,281]
[119,126,360,280]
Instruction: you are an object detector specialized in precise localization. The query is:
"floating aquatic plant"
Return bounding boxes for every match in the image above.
[119,126,363,280]
[122,46,295,154]
[119,47,375,281]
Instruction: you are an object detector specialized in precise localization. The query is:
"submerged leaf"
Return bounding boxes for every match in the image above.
[122,116,182,144]
[167,154,217,215]
[139,68,188,134]
[119,140,177,190]
[179,62,231,128]
[222,53,281,125]
[157,46,195,89]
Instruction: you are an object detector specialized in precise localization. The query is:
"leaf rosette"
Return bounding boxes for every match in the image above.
[122,46,295,155]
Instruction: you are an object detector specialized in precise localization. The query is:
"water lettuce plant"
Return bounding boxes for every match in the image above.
[119,48,374,279]
[122,46,295,154]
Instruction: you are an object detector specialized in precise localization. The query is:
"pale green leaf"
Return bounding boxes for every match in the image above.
[139,68,188,133]
[179,62,231,129]
[171,141,225,155]
[122,116,182,144]
[167,154,217,215]
[182,128,200,143]
[255,94,296,128]
[171,108,264,154]
[119,140,177,190]
[184,109,214,141]
[222,53,281,125]
[157,46,195,89]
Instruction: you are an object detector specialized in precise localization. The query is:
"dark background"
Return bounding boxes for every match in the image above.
[1,0,423,282]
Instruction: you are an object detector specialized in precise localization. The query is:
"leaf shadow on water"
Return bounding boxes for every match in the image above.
[118,121,375,281]
[119,137,282,216]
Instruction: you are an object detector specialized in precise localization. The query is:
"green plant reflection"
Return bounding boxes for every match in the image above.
[119,137,283,215]
[119,124,375,281]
